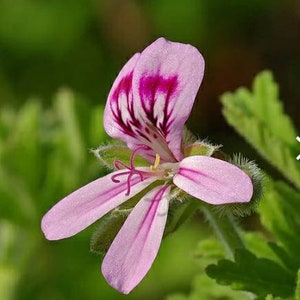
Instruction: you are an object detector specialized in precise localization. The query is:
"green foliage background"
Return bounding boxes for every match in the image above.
[0,1,299,299]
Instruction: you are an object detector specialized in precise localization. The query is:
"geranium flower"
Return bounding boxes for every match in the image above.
[41,38,253,294]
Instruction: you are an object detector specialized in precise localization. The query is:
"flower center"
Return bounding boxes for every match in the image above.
[111,146,148,196]
[111,147,178,196]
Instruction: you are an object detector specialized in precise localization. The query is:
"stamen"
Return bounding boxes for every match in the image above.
[150,153,161,171]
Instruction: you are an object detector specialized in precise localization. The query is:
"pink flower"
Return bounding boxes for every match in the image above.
[41,38,253,294]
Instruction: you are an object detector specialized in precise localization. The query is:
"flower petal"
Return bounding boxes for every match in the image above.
[104,38,204,163]
[132,38,205,162]
[101,185,171,294]
[173,156,253,204]
[41,170,156,240]
[104,53,143,149]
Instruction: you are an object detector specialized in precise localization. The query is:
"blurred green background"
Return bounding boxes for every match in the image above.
[0,0,299,299]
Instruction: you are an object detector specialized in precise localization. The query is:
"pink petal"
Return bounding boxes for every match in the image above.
[173,156,253,205]
[132,38,204,162]
[101,185,171,294]
[41,170,156,240]
[104,53,143,150]
[104,38,204,163]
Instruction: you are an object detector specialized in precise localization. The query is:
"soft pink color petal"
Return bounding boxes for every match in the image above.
[102,185,171,294]
[103,53,148,153]
[104,38,204,164]
[41,170,156,240]
[173,156,253,204]
[132,37,205,162]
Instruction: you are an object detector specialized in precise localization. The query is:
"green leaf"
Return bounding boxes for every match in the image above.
[244,232,278,262]
[194,237,225,263]
[221,71,300,189]
[167,273,251,300]
[0,264,19,300]
[0,90,110,300]
[0,100,43,194]
[41,89,106,205]
[264,295,288,300]
[0,168,36,223]
[268,242,298,273]
[258,179,300,263]
[206,249,295,298]
[168,237,251,300]
[54,88,86,167]
[88,105,107,147]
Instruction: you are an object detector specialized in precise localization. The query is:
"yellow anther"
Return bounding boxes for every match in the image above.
[150,153,161,171]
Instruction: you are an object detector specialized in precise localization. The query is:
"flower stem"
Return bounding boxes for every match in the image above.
[201,205,245,258]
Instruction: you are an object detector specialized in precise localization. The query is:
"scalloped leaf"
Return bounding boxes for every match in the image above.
[221,71,300,189]
[206,249,295,298]
[258,179,300,263]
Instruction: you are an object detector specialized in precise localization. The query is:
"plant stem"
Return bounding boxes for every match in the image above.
[201,205,245,258]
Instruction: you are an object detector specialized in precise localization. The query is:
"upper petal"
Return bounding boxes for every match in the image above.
[132,38,204,162]
[104,38,204,163]
[104,53,141,144]
[101,185,170,294]
[173,156,253,205]
[41,170,156,240]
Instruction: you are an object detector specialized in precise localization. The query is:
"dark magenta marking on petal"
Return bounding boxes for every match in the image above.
[112,72,133,102]
[110,72,142,138]
[139,74,178,137]
[136,130,151,142]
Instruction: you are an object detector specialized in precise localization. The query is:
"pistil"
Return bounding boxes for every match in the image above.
[111,146,149,196]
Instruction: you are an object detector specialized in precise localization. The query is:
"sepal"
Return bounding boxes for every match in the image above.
[90,209,131,255]
[90,181,162,254]
[183,140,221,158]
[164,195,200,237]
[92,142,148,170]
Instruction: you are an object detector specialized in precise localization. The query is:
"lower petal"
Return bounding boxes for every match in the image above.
[101,185,171,294]
[41,171,156,240]
[173,156,253,205]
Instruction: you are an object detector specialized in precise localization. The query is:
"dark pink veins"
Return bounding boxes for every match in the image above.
[139,74,178,138]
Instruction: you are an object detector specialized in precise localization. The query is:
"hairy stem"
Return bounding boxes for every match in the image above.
[201,204,245,258]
